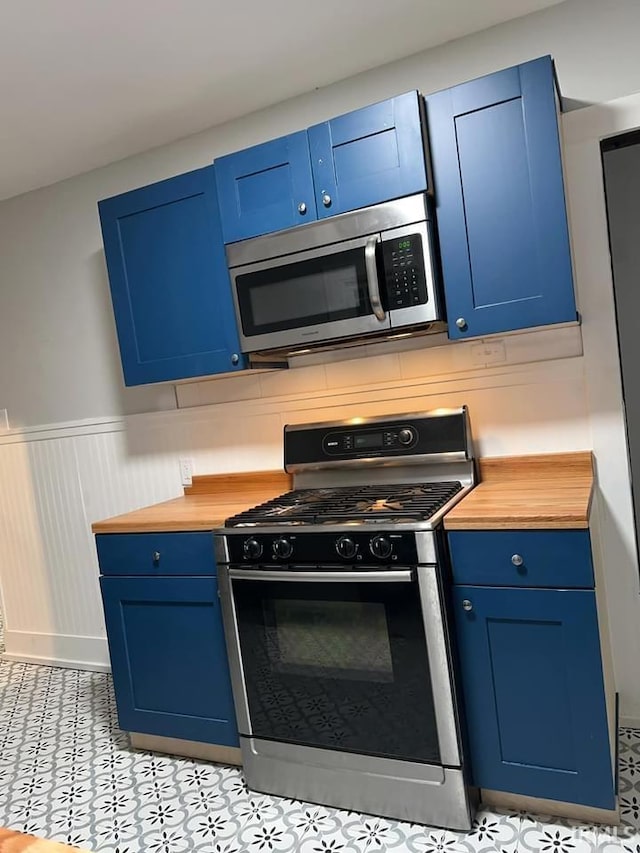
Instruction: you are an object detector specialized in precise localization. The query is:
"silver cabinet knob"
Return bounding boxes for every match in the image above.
[322,193,332,207]
[297,202,307,215]
[455,317,468,330]
[511,554,524,567]
[462,599,473,612]
[152,551,161,564]
[231,353,240,365]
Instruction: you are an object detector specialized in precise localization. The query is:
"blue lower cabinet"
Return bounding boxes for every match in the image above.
[452,585,614,808]
[101,575,238,746]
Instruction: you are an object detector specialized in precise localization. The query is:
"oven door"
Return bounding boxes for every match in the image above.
[231,235,391,353]
[219,566,461,767]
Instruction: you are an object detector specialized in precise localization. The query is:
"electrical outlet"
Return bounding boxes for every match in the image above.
[471,340,506,366]
[179,457,194,486]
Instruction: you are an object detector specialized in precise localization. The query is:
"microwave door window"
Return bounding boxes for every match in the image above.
[236,247,374,336]
[249,267,359,327]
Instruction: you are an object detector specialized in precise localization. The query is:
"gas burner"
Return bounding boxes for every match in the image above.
[225,481,464,528]
[353,499,406,513]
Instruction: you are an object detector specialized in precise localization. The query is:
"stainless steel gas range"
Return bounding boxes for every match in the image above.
[215,408,477,829]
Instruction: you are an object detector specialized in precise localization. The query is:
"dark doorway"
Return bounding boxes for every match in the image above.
[601,131,640,571]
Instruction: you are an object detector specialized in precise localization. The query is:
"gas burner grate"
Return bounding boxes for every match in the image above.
[225,482,463,527]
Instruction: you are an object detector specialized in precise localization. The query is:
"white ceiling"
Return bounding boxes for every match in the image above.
[0,0,564,201]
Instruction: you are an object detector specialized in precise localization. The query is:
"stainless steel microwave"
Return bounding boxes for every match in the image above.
[226,193,445,356]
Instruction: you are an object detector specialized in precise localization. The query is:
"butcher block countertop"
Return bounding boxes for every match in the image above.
[91,471,292,534]
[444,451,594,530]
[91,452,594,534]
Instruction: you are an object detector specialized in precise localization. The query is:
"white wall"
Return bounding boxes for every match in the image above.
[0,326,587,670]
[0,0,639,428]
[0,0,640,717]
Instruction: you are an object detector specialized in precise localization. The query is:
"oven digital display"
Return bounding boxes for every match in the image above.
[354,433,383,449]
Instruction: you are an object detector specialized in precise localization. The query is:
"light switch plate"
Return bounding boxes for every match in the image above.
[0,409,8,431]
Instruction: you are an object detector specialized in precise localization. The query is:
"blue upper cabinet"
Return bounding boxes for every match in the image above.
[453,585,614,808]
[426,56,577,339]
[215,131,317,242]
[308,91,428,218]
[98,167,246,386]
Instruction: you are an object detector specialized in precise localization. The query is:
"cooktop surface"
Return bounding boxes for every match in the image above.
[225,481,463,528]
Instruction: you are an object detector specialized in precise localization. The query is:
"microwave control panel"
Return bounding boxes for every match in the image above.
[382,233,428,309]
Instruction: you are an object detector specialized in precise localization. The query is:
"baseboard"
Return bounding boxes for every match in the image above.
[130,732,242,765]
[3,629,110,672]
[481,789,620,825]
[620,716,640,729]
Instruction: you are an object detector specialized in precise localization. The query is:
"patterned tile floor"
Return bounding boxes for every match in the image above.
[0,660,639,853]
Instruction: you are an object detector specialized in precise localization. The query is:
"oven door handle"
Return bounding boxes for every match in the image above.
[228,568,413,583]
[365,235,386,322]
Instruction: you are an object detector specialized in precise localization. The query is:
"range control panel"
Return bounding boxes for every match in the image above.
[227,531,419,565]
[323,425,417,455]
[284,409,469,469]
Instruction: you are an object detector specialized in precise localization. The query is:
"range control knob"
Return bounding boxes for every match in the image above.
[336,536,357,560]
[273,538,293,559]
[398,428,414,446]
[243,538,262,560]
[370,535,392,560]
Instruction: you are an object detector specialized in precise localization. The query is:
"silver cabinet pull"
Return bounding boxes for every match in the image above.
[322,192,332,207]
[462,599,473,612]
[231,353,240,365]
[297,202,307,214]
[152,551,161,564]
[365,235,386,322]
[511,554,524,567]
[455,317,467,330]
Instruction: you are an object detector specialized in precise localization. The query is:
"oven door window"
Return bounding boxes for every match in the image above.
[235,246,375,336]
[232,576,441,764]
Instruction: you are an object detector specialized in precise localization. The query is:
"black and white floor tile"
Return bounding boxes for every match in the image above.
[0,658,638,853]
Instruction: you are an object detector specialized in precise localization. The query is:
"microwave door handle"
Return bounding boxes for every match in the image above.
[365,235,386,322]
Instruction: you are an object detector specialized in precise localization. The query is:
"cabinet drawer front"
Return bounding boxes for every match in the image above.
[96,532,215,576]
[448,530,593,588]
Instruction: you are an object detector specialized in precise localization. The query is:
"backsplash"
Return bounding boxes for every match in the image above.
[0,324,587,673]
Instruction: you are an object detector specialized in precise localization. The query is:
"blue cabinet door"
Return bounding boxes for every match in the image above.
[98,167,246,386]
[453,585,614,808]
[426,56,577,339]
[100,575,238,746]
[308,91,428,218]
[215,131,316,242]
